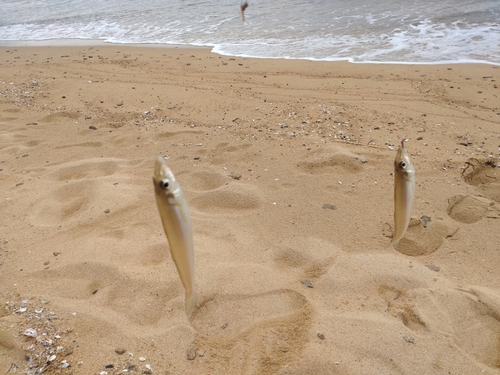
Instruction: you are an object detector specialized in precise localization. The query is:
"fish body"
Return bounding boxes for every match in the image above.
[388,140,415,248]
[153,157,197,316]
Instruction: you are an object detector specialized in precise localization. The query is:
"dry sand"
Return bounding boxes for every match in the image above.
[0,45,499,375]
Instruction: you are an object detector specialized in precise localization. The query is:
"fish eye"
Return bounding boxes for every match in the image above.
[400,162,406,169]
[160,179,170,189]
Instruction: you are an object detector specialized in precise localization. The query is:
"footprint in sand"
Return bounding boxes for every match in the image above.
[445,286,500,369]
[190,289,312,375]
[318,253,500,371]
[31,262,176,327]
[378,284,427,332]
[177,167,262,214]
[140,243,168,266]
[0,326,26,369]
[55,141,102,149]
[191,183,262,214]
[38,111,81,123]
[47,158,121,181]
[446,195,494,224]
[30,157,146,226]
[31,179,96,225]
[461,158,499,186]
[296,147,365,175]
[461,157,500,204]
[181,170,229,191]
[384,215,458,256]
[0,107,21,119]
[275,362,352,375]
[478,183,500,203]
[210,142,254,163]
[0,131,32,154]
[273,237,340,283]
[381,283,500,369]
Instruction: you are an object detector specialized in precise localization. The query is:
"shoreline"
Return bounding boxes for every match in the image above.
[1,38,499,66]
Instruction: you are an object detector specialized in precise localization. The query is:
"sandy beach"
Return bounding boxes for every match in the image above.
[1,45,499,374]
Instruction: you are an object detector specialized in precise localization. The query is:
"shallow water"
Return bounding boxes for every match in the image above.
[1,0,499,64]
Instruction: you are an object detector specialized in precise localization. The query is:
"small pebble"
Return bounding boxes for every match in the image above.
[403,335,415,344]
[105,364,114,369]
[425,264,441,272]
[193,156,200,160]
[115,348,126,355]
[187,348,196,360]
[139,356,146,362]
[229,173,242,180]
[322,203,337,210]
[89,125,97,130]
[420,215,431,228]
[104,209,110,214]
[301,279,313,288]
[317,333,325,340]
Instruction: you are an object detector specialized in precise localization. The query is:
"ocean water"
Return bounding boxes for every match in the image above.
[0,0,499,64]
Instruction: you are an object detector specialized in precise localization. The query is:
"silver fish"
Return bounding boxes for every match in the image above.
[388,139,415,248]
[153,157,197,316]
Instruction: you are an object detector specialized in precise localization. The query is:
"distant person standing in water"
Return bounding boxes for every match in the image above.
[241,1,248,22]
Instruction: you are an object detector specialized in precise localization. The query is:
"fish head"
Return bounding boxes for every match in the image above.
[394,140,415,181]
[153,157,181,201]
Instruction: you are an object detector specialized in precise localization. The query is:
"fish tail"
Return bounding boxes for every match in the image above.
[185,291,198,317]
[386,240,399,249]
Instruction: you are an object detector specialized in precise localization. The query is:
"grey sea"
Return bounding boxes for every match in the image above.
[1,0,499,64]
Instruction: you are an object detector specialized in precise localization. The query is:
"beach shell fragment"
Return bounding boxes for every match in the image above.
[301,279,314,288]
[23,328,38,337]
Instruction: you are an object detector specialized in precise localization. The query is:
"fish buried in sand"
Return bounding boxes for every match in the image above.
[153,157,197,316]
[388,139,415,248]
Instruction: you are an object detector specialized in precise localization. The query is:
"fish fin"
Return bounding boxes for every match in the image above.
[185,291,198,318]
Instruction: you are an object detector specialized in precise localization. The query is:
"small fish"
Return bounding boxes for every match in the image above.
[388,139,415,248]
[153,157,197,316]
[240,1,248,22]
